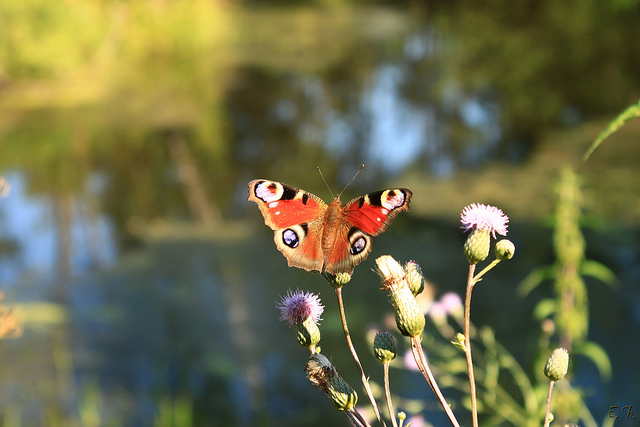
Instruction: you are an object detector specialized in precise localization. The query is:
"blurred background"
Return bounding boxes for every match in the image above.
[0,0,639,425]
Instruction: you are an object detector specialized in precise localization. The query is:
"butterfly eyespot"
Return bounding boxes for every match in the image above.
[282,229,300,248]
[255,181,284,203]
[350,236,367,255]
[381,189,406,210]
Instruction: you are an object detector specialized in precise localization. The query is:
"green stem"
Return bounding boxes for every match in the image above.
[464,263,479,427]
[383,362,398,427]
[335,287,384,427]
[410,337,461,427]
[472,259,501,284]
[543,381,555,427]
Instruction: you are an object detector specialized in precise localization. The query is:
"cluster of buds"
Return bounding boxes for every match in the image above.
[376,256,425,338]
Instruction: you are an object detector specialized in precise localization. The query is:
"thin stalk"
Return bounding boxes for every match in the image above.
[472,259,501,284]
[464,263,479,427]
[410,337,461,427]
[335,287,385,427]
[382,362,398,427]
[353,408,372,427]
[346,410,365,427]
[543,381,555,427]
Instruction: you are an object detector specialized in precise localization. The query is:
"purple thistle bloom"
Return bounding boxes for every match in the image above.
[461,203,509,238]
[277,289,324,327]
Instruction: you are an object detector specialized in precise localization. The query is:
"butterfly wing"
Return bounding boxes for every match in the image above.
[322,188,412,274]
[248,179,327,272]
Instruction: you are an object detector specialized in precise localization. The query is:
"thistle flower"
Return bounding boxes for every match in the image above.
[277,289,324,350]
[461,203,509,238]
[305,353,358,411]
[427,301,447,327]
[461,203,509,264]
[440,292,464,320]
[277,289,324,327]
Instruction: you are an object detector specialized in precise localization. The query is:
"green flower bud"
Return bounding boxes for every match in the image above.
[305,353,358,411]
[544,348,569,382]
[404,261,425,296]
[373,331,397,363]
[376,256,425,337]
[464,228,490,264]
[322,272,352,288]
[296,317,321,350]
[495,239,515,260]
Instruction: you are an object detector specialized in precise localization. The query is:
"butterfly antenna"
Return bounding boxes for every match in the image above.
[317,167,335,199]
[337,164,365,199]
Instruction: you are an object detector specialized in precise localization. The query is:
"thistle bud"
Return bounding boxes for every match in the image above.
[544,348,569,382]
[305,353,358,411]
[495,239,515,260]
[296,317,321,350]
[404,261,424,296]
[322,272,352,288]
[463,228,490,264]
[373,331,397,363]
[376,256,425,337]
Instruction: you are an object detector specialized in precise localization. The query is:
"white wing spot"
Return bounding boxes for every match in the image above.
[381,191,405,210]
[275,211,280,215]
[268,201,279,208]
[256,182,284,203]
[377,217,381,222]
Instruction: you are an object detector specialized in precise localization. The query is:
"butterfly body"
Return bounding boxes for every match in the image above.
[248,179,412,274]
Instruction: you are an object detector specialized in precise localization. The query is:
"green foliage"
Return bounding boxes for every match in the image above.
[584,99,640,160]
[518,167,615,360]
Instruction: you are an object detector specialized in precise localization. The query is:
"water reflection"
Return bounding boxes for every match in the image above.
[1,1,639,425]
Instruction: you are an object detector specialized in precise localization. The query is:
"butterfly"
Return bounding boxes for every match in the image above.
[248,179,412,274]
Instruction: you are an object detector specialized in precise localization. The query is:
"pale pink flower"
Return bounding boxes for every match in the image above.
[276,289,324,326]
[440,292,463,318]
[461,203,509,238]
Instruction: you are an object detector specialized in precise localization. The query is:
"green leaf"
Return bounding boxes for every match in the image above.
[517,266,555,297]
[572,340,612,380]
[580,260,617,286]
[532,298,557,320]
[584,99,640,160]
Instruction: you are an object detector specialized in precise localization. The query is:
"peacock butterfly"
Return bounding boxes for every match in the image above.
[248,179,412,274]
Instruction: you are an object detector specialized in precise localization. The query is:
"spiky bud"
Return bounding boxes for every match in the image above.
[463,228,490,264]
[495,239,515,260]
[322,272,352,288]
[404,261,425,296]
[373,331,397,363]
[376,256,425,337]
[544,348,569,382]
[296,317,321,350]
[305,353,358,411]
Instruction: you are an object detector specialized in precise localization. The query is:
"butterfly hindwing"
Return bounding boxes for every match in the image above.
[248,179,327,271]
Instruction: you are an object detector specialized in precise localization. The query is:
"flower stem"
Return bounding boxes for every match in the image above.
[335,287,384,427]
[348,408,369,427]
[472,259,501,284]
[383,362,398,427]
[464,263,479,427]
[543,380,555,427]
[410,337,461,427]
